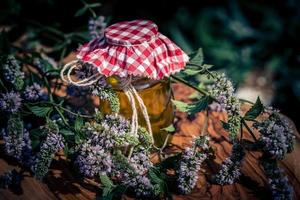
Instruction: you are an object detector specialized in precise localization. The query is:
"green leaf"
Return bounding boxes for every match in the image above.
[100,175,114,189]
[172,100,189,112]
[102,187,112,197]
[148,168,164,196]
[110,185,127,200]
[112,150,135,173]
[0,31,10,53]
[87,3,101,8]
[148,167,172,198]
[161,124,175,133]
[30,128,47,141]
[158,153,181,170]
[74,116,83,133]
[60,129,74,136]
[187,48,204,66]
[74,6,88,17]
[244,97,264,120]
[31,140,40,150]
[96,185,126,200]
[173,96,212,115]
[99,175,115,198]
[202,64,213,70]
[14,77,24,91]
[7,113,23,135]
[183,68,203,76]
[75,133,83,144]
[221,120,230,130]
[187,95,211,115]
[28,105,53,117]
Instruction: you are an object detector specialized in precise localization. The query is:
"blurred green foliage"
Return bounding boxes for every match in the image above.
[0,0,299,124]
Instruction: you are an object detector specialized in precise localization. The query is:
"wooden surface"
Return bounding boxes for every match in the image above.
[1,83,300,200]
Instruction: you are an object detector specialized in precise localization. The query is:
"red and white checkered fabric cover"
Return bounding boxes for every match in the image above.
[77,20,189,79]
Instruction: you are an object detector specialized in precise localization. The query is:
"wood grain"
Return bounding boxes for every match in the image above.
[0,83,299,200]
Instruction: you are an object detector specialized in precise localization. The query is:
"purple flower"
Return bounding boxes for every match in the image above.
[208,102,225,113]
[254,112,295,160]
[2,55,24,90]
[208,73,241,140]
[88,16,107,39]
[177,136,210,194]
[32,125,65,179]
[130,150,153,175]
[0,169,22,189]
[215,142,245,185]
[2,128,32,162]
[0,91,22,113]
[124,149,154,197]
[261,158,293,200]
[128,174,154,197]
[208,73,240,115]
[23,83,42,101]
[76,144,113,177]
[177,148,207,194]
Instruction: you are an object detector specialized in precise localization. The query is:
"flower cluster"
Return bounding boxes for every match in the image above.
[208,73,241,140]
[261,158,293,200]
[127,174,154,197]
[124,149,154,197]
[208,73,240,115]
[92,87,120,113]
[0,169,22,189]
[88,16,107,39]
[23,83,42,101]
[254,112,295,160]
[215,142,245,185]
[72,62,120,112]
[177,148,207,194]
[76,113,139,177]
[2,55,24,90]
[208,102,225,113]
[228,115,241,140]
[76,142,113,177]
[32,121,65,179]
[2,128,32,162]
[0,91,22,113]
[177,136,210,194]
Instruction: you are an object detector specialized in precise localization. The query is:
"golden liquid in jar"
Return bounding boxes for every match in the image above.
[99,79,174,147]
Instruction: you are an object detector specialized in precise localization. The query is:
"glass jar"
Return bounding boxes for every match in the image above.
[99,77,174,147]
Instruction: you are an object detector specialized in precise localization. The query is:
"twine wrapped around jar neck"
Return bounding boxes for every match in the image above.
[60,60,154,144]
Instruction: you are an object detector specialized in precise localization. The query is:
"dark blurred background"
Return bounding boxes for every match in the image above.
[0,0,299,128]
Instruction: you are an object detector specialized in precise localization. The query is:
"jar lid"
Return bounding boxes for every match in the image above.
[105,20,158,46]
[77,19,189,79]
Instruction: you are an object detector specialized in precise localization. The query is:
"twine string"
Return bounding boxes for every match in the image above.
[61,61,154,144]
[129,85,154,143]
[60,60,101,86]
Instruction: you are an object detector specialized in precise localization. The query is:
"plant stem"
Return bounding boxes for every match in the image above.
[201,109,209,136]
[240,121,243,140]
[43,77,54,102]
[170,75,210,97]
[0,79,8,92]
[127,146,134,159]
[80,0,97,18]
[25,101,93,119]
[241,119,257,142]
[160,134,171,152]
[58,105,93,118]
[55,106,70,128]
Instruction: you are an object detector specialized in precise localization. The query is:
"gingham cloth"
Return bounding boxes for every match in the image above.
[77,20,189,79]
